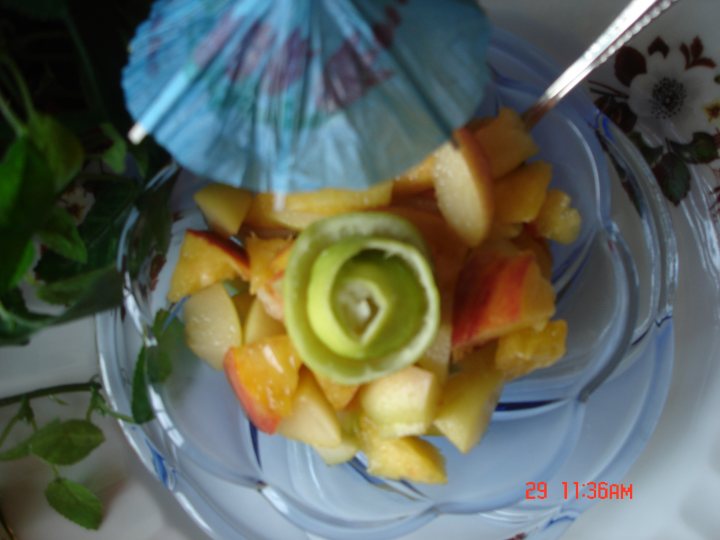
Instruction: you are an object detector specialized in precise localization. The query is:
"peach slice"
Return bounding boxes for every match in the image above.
[183,283,242,370]
[494,161,552,224]
[168,230,250,302]
[433,345,503,453]
[245,236,293,320]
[434,128,494,247]
[472,107,539,179]
[359,365,441,439]
[193,183,253,236]
[245,182,393,230]
[358,416,447,484]
[495,320,568,379]
[533,189,582,244]
[277,369,343,448]
[452,241,555,355]
[224,335,302,434]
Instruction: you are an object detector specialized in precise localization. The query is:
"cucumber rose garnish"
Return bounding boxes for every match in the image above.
[283,212,441,384]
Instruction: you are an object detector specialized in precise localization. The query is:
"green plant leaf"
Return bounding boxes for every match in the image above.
[99,123,127,173]
[668,132,719,164]
[27,114,85,191]
[131,347,154,423]
[653,152,691,205]
[38,207,87,263]
[36,266,118,307]
[147,309,184,383]
[0,437,31,461]
[45,477,102,530]
[35,180,139,282]
[0,137,56,294]
[0,289,54,346]
[7,241,36,290]
[28,419,104,465]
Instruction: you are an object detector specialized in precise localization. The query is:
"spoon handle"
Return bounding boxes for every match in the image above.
[521,0,681,129]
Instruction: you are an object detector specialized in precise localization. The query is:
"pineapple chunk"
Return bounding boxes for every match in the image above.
[277,369,342,448]
[433,346,504,454]
[494,161,552,224]
[360,366,441,438]
[472,107,539,179]
[359,416,446,484]
[533,189,581,244]
[495,320,568,379]
[246,182,393,230]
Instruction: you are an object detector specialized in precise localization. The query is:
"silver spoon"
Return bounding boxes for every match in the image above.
[521,0,682,129]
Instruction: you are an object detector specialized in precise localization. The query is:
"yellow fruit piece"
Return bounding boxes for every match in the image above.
[434,128,494,246]
[277,369,343,448]
[168,230,250,302]
[472,107,540,179]
[232,292,254,322]
[224,335,302,432]
[193,183,253,236]
[359,416,447,484]
[512,227,553,280]
[452,241,556,355]
[417,320,451,387]
[183,283,243,370]
[245,182,393,230]
[359,366,441,438]
[392,154,436,196]
[495,320,568,379]
[494,161,552,224]
[433,345,503,454]
[533,189,582,244]
[314,373,359,410]
[488,221,522,240]
[245,236,293,320]
[315,410,361,465]
[243,297,285,345]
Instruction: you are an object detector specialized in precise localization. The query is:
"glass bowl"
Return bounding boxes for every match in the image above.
[97,27,677,540]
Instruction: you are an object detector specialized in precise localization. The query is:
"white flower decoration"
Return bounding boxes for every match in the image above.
[627,48,717,143]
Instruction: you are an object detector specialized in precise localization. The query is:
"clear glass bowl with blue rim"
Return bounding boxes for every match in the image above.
[97,26,677,540]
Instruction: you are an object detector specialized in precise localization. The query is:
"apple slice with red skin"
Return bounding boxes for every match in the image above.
[452,241,555,356]
[224,336,302,434]
[168,230,250,302]
[433,128,494,247]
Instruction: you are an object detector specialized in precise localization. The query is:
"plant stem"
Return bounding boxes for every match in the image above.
[0,382,101,409]
[0,88,24,136]
[0,56,35,118]
[0,415,20,450]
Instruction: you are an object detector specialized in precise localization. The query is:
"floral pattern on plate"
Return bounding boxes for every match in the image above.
[590,35,720,233]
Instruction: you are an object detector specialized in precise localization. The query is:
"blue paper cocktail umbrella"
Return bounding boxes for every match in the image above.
[123,0,491,192]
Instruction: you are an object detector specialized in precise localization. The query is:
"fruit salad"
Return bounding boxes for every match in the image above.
[168,107,581,484]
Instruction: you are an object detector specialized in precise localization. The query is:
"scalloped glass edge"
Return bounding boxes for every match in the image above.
[96,26,677,540]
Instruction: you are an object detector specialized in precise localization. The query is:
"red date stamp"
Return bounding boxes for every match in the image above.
[525,481,633,500]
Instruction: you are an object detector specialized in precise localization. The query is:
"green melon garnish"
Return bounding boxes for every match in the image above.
[284,212,440,384]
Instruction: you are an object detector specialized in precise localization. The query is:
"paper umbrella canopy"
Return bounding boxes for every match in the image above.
[122,0,492,192]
